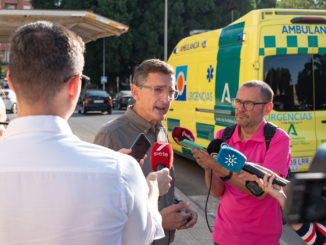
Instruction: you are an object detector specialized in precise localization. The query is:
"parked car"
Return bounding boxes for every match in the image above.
[113,90,132,110]
[77,90,112,114]
[0,89,17,114]
[127,97,135,107]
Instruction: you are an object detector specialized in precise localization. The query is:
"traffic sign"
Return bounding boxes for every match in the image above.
[101,76,107,84]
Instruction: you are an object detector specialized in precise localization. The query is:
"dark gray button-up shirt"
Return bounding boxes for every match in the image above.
[94,106,175,244]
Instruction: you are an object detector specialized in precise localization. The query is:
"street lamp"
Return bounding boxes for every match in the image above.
[101,38,108,91]
[164,0,168,61]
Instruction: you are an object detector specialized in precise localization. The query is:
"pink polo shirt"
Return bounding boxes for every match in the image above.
[212,121,291,245]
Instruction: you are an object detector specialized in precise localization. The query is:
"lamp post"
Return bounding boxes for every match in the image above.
[102,38,106,90]
[228,1,236,22]
[164,0,168,61]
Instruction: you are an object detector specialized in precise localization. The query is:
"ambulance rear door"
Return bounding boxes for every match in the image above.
[263,53,316,172]
[314,53,326,148]
[259,21,319,172]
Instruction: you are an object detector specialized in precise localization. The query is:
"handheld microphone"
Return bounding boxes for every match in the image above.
[150,142,173,171]
[217,146,289,186]
[172,126,195,144]
[207,139,227,159]
[172,126,207,150]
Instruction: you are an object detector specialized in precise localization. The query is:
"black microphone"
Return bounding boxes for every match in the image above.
[217,145,289,186]
[242,163,289,186]
[207,138,227,159]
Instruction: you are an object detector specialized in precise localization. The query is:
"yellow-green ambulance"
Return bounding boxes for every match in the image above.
[165,8,326,172]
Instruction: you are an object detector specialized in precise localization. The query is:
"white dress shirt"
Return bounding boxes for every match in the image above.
[0,115,164,245]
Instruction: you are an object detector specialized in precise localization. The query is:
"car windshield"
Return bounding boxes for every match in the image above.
[86,90,109,97]
[120,91,131,96]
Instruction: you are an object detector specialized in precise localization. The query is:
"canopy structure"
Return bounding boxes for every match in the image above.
[0,9,129,43]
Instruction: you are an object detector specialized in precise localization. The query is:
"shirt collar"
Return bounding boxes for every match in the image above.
[4,115,73,139]
[232,121,266,144]
[125,106,163,134]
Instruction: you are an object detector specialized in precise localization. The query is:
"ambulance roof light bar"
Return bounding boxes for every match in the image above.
[291,17,326,24]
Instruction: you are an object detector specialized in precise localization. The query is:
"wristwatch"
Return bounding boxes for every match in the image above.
[220,170,233,181]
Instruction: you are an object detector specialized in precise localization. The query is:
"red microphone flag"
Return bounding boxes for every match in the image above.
[172,126,195,145]
[150,142,173,171]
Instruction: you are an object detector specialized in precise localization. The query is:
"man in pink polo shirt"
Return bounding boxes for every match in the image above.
[193,80,291,245]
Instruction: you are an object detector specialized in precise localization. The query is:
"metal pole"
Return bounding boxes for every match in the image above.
[102,38,105,90]
[164,0,168,61]
[231,9,234,22]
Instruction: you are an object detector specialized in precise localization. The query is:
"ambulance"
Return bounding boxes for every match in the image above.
[164,9,326,172]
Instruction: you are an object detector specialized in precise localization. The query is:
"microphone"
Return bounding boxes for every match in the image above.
[150,142,174,171]
[207,139,227,159]
[217,145,289,186]
[172,126,207,150]
[172,126,195,144]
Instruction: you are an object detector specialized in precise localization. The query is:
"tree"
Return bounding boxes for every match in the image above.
[31,0,260,92]
[252,0,276,8]
[31,0,61,9]
[276,0,326,9]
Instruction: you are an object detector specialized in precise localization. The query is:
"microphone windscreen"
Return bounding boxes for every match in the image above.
[150,142,173,171]
[172,127,195,145]
[216,146,247,173]
[207,139,225,156]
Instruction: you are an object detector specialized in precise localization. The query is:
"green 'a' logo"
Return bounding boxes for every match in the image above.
[287,124,298,136]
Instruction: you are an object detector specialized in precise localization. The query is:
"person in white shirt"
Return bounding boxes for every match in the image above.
[0,20,171,245]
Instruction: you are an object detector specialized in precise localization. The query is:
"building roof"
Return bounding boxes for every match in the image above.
[0,9,129,43]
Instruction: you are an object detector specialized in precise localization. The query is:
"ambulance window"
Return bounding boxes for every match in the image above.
[264,54,313,111]
[313,54,326,110]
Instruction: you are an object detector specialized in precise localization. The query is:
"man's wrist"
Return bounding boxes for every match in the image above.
[220,170,233,181]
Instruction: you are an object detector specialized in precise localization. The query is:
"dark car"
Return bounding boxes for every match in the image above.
[113,90,132,110]
[127,97,135,107]
[77,90,112,114]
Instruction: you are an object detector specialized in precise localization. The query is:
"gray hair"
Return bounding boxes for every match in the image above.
[241,80,274,102]
[133,59,175,86]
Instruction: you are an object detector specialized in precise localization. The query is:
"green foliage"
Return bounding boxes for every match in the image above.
[31,0,281,91]
[251,0,276,8]
[276,0,326,9]
[31,0,61,9]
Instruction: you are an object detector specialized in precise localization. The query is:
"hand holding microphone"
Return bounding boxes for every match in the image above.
[172,126,195,143]
[171,127,222,169]
[149,142,173,196]
[172,127,206,151]
[217,145,289,187]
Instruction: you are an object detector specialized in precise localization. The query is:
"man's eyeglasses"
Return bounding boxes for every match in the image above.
[0,121,9,128]
[231,98,268,111]
[138,85,179,100]
[64,74,90,90]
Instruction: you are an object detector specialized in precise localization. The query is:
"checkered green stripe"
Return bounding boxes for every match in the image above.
[259,35,321,56]
[167,118,180,131]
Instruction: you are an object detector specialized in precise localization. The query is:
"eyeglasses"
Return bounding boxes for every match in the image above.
[0,120,9,128]
[64,74,89,90]
[231,98,268,111]
[138,85,179,100]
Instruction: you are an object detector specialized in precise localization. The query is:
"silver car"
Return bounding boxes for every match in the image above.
[0,89,17,114]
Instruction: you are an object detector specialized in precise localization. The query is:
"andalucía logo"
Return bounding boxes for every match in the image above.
[175,65,187,101]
